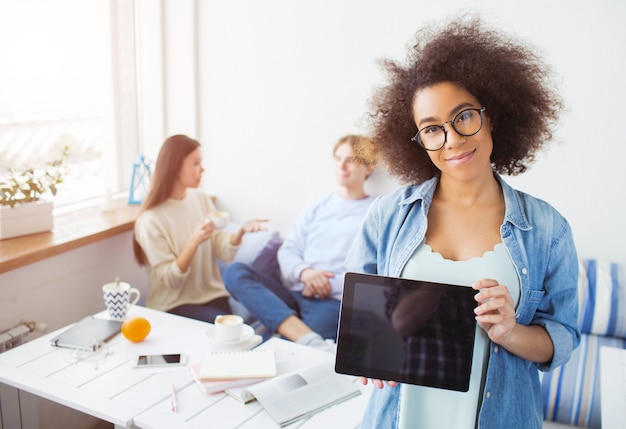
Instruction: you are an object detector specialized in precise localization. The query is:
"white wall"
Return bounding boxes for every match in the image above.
[191,0,625,264]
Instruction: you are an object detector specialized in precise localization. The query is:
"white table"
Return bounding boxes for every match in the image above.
[600,346,626,429]
[0,307,371,429]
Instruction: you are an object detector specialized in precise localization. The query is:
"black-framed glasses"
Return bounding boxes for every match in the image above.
[411,107,486,151]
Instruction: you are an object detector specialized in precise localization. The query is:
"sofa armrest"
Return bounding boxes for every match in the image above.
[541,258,626,428]
[542,333,626,428]
[578,259,626,338]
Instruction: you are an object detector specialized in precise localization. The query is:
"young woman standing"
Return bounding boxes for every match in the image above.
[347,17,580,428]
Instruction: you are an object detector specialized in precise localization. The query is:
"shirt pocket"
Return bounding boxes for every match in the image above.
[515,289,545,324]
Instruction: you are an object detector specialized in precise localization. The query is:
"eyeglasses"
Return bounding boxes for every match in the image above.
[411,107,486,151]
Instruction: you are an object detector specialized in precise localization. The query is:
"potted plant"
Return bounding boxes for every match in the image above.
[0,147,69,239]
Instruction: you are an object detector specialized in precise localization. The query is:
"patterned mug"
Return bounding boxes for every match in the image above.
[102,278,141,321]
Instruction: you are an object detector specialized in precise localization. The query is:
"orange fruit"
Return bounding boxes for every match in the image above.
[121,317,151,343]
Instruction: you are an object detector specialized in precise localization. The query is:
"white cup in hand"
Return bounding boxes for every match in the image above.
[207,211,229,229]
[214,314,243,342]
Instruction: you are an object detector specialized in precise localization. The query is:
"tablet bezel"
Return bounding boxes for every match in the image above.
[335,272,478,392]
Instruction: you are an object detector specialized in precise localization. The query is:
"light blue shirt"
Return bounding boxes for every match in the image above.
[345,174,580,429]
[399,242,519,428]
[278,192,375,300]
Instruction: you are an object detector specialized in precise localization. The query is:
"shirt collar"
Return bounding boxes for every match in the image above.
[397,173,532,231]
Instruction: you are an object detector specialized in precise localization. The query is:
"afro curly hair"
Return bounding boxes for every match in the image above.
[366,15,563,185]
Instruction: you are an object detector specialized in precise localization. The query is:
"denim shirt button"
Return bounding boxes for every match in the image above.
[485,391,491,399]
[493,345,499,353]
[521,267,528,275]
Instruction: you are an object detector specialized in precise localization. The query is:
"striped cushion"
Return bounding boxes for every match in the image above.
[541,259,625,427]
[542,334,626,428]
[578,259,626,338]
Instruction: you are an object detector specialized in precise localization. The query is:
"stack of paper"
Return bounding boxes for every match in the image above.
[247,359,361,426]
[223,338,362,425]
[224,337,333,403]
[189,364,265,395]
[198,348,276,380]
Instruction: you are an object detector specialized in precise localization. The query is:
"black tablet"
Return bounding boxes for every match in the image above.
[335,272,477,392]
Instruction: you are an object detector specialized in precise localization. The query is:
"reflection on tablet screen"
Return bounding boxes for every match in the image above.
[335,273,477,392]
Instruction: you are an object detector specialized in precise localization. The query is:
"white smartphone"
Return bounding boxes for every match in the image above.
[132,353,187,368]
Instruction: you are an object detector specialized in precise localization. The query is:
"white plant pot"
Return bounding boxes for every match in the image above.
[0,200,54,240]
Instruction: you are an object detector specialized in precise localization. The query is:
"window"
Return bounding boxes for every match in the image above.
[0,0,140,208]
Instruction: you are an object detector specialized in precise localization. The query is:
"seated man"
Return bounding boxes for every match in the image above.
[223,134,378,351]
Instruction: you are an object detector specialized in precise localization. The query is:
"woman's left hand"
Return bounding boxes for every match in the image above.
[472,278,516,345]
[241,219,269,233]
[230,219,269,246]
[472,278,554,363]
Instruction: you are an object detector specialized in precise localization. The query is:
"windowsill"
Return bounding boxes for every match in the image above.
[0,200,141,275]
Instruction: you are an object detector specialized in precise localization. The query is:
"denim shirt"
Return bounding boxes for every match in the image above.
[345,174,580,429]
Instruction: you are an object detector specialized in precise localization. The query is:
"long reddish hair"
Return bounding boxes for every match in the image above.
[133,135,201,266]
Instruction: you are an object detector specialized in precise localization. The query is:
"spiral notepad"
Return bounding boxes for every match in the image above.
[199,349,277,380]
[50,316,122,351]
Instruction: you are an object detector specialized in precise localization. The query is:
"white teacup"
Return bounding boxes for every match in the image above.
[207,211,229,229]
[102,279,141,321]
[214,314,243,342]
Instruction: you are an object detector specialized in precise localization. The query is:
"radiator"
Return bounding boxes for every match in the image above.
[0,321,47,353]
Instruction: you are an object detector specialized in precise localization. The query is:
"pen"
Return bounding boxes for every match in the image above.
[170,384,178,412]
[189,366,207,394]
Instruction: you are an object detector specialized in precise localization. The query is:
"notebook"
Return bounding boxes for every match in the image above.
[189,364,265,394]
[224,337,336,404]
[199,348,277,380]
[335,272,477,392]
[50,316,123,351]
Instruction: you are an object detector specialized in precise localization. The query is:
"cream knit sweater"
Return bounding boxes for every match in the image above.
[134,189,239,311]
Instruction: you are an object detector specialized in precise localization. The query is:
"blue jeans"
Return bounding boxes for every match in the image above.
[223,262,341,340]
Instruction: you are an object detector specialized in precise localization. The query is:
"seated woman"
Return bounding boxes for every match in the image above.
[223,135,378,351]
[133,134,267,323]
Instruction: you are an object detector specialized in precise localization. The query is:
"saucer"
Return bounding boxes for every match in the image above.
[207,323,255,346]
[208,334,262,353]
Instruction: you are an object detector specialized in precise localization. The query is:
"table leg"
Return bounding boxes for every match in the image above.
[0,384,39,429]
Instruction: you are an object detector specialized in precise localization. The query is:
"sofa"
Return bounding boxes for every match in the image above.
[220,227,625,428]
[541,258,625,428]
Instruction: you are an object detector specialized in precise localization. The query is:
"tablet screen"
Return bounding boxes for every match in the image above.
[335,272,477,392]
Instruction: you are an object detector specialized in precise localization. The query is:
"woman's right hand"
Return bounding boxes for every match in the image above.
[359,377,398,389]
[176,219,216,274]
[191,219,216,246]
